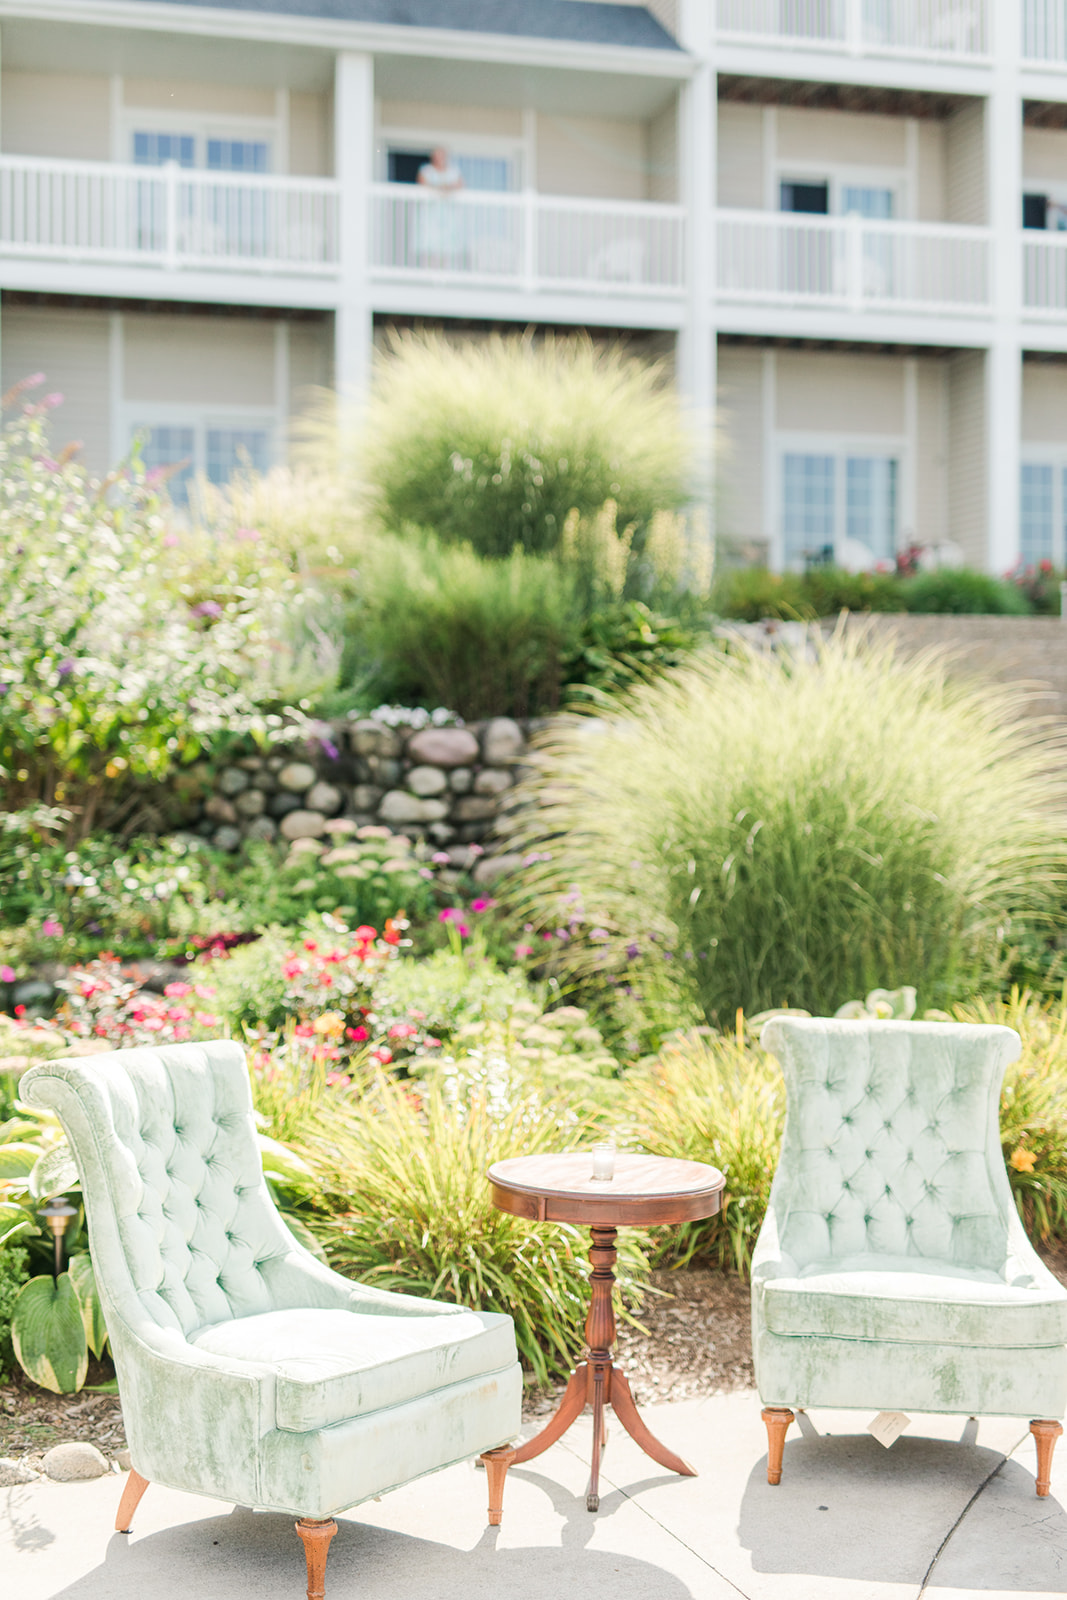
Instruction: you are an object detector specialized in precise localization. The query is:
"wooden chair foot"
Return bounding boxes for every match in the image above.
[114,1468,150,1532]
[762,1406,794,1486]
[479,1445,516,1526]
[295,1517,337,1600]
[1030,1419,1063,1498]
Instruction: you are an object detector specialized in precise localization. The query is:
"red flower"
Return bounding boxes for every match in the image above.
[346,1025,370,1042]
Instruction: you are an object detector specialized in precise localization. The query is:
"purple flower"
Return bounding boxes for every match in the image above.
[318,737,340,762]
[42,392,64,409]
[625,942,640,960]
[191,600,222,620]
[57,659,75,680]
[0,685,7,696]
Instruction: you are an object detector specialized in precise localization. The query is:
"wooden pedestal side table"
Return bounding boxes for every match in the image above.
[487,1153,725,1512]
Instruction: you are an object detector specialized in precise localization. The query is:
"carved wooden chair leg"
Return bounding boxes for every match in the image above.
[1030,1420,1063,1498]
[295,1517,337,1600]
[762,1407,795,1486]
[114,1468,150,1532]
[480,1445,516,1526]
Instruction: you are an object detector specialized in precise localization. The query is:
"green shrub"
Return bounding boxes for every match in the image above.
[356,331,691,558]
[348,534,583,719]
[714,565,900,621]
[0,392,288,840]
[623,1030,785,1274]
[562,601,700,704]
[0,1243,30,1375]
[297,1070,648,1382]
[897,569,1030,615]
[508,633,1067,1020]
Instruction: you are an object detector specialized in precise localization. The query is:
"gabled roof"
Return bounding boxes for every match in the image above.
[126,0,682,50]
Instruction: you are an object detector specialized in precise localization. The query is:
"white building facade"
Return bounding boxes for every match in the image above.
[0,0,1065,570]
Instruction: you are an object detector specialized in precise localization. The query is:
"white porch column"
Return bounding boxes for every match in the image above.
[675,1,716,533]
[985,7,1022,574]
[333,51,374,400]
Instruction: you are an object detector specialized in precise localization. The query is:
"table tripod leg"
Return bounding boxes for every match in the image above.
[587,1361,608,1512]
[511,1363,589,1465]
[609,1366,697,1477]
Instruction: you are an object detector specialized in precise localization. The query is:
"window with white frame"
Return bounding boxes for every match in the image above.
[780,444,900,568]
[1019,460,1066,566]
[379,125,526,192]
[130,414,276,502]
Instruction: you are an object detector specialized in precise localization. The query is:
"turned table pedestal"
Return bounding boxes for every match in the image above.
[487,1153,725,1511]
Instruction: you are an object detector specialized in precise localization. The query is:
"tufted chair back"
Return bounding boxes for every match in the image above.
[759,1018,1022,1272]
[26,1041,316,1340]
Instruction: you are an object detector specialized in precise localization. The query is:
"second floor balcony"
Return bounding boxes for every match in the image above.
[715,0,989,61]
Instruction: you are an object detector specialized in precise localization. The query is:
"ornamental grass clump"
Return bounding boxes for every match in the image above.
[351,330,693,558]
[296,1070,648,1382]
[509,631,1067,1019]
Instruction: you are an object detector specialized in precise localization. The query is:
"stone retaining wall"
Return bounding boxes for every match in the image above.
[188,715,537,878]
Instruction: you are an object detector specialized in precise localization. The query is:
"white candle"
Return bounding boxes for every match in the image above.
[591,1143,615,1182]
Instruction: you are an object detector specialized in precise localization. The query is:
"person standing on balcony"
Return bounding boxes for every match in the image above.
[417,146,464,267]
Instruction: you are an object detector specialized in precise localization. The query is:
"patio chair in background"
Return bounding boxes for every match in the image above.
[21,1042,522,1600]
[752,1018,1067,1495]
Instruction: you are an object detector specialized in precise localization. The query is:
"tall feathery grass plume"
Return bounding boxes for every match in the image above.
[504,627,1067,1020]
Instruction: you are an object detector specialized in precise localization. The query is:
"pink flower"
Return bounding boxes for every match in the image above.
[141,1016,165,1031]
[282,959,305,980]
[388,1023,418,1039]
[0,965,14,983]
[235,527,260,542]
[195,1012,220,1027]
[346,1025,370,1042]
[424,1035,441,1048]
[438,908,459,924]
[470,898,496,913]
[514,944,534,959]
[371,1047,393,1065]
[431,851,451,865]
[42,918,63,937]
[164,981,193,998]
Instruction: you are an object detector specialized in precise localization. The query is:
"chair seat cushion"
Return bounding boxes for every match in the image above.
[759,1253,1067,1348]
[193,1305,517,1432]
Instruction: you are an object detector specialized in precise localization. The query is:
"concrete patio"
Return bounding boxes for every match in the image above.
[3,1390,1064,1600]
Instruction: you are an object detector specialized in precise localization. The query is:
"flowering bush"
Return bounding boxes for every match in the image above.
[0,386,289,838]
[52,957,222,1047]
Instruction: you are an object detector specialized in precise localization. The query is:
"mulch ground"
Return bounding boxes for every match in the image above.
[3,1252,1066,1453]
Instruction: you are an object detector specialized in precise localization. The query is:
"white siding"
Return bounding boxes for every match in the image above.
[123,315,276,407]
[776,350,906,435]
[947,350,987,564]
[648,98,678,204]
[777,107,908,168]
[945,102,986,224]
[916,120,947,221]
[289,92,331,179]
[1022,361,1067,442]
[290,321,332,414]
[1023,127,1067,188]
[718,103,764,209]
[535,114,649,200]
[122,79,276,117]
[378,101,523,138]
[1,73,110,160]
[717,344,765,555]
[915,360,949,545]
[0,307,112,471]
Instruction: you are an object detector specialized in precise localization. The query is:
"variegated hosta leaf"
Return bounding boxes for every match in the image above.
[28,1140,80,1202]
[68,1253,108,1360]
[11,1273,89,1394]
[0,1200,37,1247]
[0,1143,42,1180]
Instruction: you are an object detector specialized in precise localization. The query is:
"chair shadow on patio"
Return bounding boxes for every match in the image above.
[37,1471,701,1600]
[737,1427,1067,1593]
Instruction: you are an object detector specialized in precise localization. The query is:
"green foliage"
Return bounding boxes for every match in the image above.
[509,633,1067,1021]
[356,331,691,558]
[896,569,1030,615]
[0,394,289,839]
[623,1030,785,1274]
[347,534,583,719]
[296,1070,648,1383]
[370,942,539,1044]
[0,1242,30,1375]
[714,564,1032,622]
[562,601,700,704]
[11,1271,89,1393]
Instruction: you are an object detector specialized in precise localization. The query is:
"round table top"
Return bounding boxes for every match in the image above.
[487,1152,725,1227]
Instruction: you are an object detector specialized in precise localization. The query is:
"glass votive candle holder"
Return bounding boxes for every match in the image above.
[590,1142,616,1182]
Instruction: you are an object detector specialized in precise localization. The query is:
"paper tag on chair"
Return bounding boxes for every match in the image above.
[868,1411,911,1449]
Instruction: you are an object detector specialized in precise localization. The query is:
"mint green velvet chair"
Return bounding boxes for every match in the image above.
[753,1018,1067,1495]
[20,1042,522,1599]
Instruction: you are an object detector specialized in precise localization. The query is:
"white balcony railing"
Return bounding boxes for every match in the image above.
[716,210,992,315]
[1023,233,1067,314]
[1023,1,1067,61]
[716,0,988,57]
[0,155,340,275]
[370,184,686,297]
